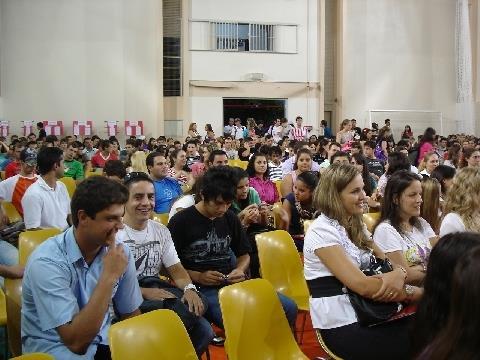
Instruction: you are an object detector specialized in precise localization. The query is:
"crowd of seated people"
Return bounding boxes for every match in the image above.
[0,117,479,359]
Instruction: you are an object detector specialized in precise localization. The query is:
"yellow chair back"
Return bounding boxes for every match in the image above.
[109,309,197,360]
[274,180,282,198]
[303,219,313,234]
[0,288,6,326]
[2,201,22,223]
[10,353,54,360]
[363,212,381,233]
[227,159,248,170]
[5,278,22,357]
[271,202,283,229]
[255,230,309,311]
[59,177,76,198]
[152,213,169,226]
[19,228,62,266]
[219,279,308,360]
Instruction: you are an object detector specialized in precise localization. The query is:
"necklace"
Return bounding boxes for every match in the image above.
[124,222,149,243]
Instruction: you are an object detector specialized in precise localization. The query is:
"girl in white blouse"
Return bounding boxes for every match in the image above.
[373,171,437,286]
[304,164,421,360]
[439,167,480,236]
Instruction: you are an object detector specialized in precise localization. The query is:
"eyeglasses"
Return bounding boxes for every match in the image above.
[123,171,151,185]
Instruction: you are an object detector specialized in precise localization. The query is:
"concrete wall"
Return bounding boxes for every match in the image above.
[0,0,163,139]
[339,0,458,136]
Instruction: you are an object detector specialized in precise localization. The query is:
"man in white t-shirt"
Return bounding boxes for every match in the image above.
[222,136,238,160]
[22,147,71,230]
[117,172,214,356]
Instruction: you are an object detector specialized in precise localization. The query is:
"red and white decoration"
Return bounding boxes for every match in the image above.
[43,120,63,136]
[106,121,118,137]
[73,120,93,136]
[0,121,9,137]
[124,120,143,137]
[22,120,35,136]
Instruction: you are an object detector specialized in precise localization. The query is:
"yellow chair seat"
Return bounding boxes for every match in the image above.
[5,278,22,357]
[109,309,197,360]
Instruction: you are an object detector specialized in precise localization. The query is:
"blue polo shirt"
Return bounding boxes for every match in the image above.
[21,226,143,359]
[153,177,182,214]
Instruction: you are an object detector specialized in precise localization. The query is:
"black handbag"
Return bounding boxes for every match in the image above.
[347,256,403,326]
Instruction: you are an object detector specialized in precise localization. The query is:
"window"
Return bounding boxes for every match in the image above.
[203,21,293,53]
[163,0,182,97]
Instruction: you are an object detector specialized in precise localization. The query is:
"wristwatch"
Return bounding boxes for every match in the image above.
[184,283,198,293]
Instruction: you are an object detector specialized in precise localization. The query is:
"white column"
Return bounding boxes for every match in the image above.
[456,0,476,134]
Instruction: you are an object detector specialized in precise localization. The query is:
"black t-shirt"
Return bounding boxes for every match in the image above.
[366,158,385,178]
[167,206,251,275]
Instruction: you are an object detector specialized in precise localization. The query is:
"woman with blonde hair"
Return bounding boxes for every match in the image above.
[439,167,480,236]
[335,119,354,148]
[418,151,439,177]
[127,150,148,173]
[304,164,420,359]
[420,177,442,235]
[188,122,199,138]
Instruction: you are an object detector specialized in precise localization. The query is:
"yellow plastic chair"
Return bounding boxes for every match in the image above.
[255,230,310,342]
[255,230,309,311]
[59,177,76,198]
[19,228,62,266]
[274,180,282,198]
[363,212,381,233]
[271,202,283,229]
[152,213,169,226]
[109,309,197,360]
[0,171,5,180]
[10,353,54,360]
[5,278,22,357]
[227,159,248,170]
[0,287,8,359]
[219,279,309,360]
[303,219,313,234]
[2,201,22,224]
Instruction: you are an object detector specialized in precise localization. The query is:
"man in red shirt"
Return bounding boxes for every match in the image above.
[91,140,118,169]
[0,149,38,216]
[5,143,24,179]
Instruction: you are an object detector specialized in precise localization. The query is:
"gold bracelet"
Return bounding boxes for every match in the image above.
[398,265,408,281]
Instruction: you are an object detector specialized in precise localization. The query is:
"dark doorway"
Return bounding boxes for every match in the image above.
[223,98,286,128]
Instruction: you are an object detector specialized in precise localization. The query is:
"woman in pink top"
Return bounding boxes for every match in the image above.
[246,152,279,205]
[418,127,436,164]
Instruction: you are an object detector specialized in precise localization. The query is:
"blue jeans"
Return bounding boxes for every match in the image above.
[0,240,19,289]
[199,285,298,329]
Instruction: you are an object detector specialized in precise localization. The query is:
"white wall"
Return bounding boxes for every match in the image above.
[189,0,318,83]
[340,0,458,136]
[1,0,162,139]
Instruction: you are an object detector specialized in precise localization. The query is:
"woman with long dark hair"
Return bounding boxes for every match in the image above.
[413,232,480,358]
[373,171,436,286]
[418,127,436,164]
[246,152,279,205]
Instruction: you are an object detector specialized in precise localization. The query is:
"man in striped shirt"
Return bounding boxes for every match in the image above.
[290,116,309,141]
